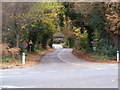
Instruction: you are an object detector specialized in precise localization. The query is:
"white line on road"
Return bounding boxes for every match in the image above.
[58,49,86,66]
[2,85,36,88]
[0,75,22,78]
[57,49,118,69]
[58,49,75,65]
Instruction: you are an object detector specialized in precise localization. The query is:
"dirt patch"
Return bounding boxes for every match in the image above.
[72,49,119,63]
[1,43,20,58]
[0,49,53,69]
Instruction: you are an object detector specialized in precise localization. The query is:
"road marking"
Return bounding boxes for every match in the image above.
[93,68,106,70]
[0,75,22,78]
[58,50,86,67]
[2,85,21,88]
[58,49,76,65]
[58,49,118,69]
[2,85,36,88]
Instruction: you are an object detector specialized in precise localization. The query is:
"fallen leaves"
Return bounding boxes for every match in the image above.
[1,49,53,69]
[72,49,119,63]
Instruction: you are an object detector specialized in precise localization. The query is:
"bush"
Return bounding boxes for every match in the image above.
[1,43,21,59]
[1,57,13,63]
[1,43,11,57]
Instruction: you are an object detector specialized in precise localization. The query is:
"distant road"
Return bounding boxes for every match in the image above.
[1,44,118,88]
[52,44,63,49]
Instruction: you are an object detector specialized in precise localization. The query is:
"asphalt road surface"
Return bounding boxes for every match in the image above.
[0,44,118,88]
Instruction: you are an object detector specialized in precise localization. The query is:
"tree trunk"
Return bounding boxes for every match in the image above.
[16,35,19,48]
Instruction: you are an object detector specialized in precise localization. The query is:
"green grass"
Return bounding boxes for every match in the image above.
[92,54,116,61]
[0,57,13,63]
[35,49,45,53]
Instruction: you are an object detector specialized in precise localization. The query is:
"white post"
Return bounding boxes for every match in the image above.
[117,51,119,62]
[22,53,26,64]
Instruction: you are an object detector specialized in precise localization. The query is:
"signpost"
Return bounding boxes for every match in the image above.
[29,40,33,52]
[23,41,28,49]
[21,41,28,64]
[91,40,97,51]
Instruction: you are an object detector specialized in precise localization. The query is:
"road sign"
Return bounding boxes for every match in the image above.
[23,41,28,49]
[29,40,33,45]
[91,40,97,50]
[29,40,33,52]
[91,40,97,46]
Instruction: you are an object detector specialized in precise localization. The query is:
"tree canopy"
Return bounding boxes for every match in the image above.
[2,2,120,55]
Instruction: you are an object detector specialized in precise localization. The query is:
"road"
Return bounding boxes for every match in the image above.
[0,44,118,88]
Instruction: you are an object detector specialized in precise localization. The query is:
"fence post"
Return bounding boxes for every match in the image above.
[117,51,119,62]
[22,53,26,64]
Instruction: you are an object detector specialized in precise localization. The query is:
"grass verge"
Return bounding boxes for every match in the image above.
[72,49,119,63]
[0,49,53,69]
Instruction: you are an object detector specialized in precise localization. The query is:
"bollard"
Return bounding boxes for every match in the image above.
[117,51,119,62]
[22,53,26,64]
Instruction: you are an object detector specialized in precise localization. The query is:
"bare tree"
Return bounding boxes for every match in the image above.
[2,2,35,47]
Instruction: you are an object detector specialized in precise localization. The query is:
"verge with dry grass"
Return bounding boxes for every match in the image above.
[72,49,119,63]
[1,49,53,69]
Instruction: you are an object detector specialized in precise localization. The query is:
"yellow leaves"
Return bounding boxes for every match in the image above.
[63,15,65,18]
[74,28,80,32]
[34,20,37,22]
[73,27,88,39]
[44,12,58,18]
[21,25,25,29]
[63,21,66,25]
[31,24,35,27]
[9,15,14,19]
[44,18,55,21]
[78,30,88,39]
[105,3,120,35]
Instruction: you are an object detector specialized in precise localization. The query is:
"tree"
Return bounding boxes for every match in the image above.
[2,2,34,47]
[2,2,64,50]
[62,2,118,55]
[24,2,63,49]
